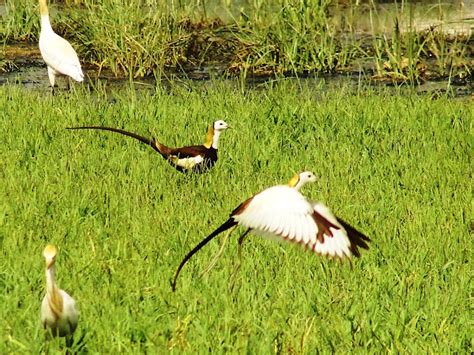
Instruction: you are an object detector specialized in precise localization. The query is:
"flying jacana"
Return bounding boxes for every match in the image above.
[172,171,370,290]
[67,120,230,173]
[39,0,84,92]
[41,245,79,347]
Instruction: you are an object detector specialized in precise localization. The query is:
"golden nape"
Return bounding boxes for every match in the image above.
[38,0,84,91]
[172,171,370,290]
[41,244,78,347]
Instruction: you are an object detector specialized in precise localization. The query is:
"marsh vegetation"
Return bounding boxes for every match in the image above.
[1,0,472,86]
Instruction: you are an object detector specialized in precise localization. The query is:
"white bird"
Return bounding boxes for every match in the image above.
[38,0,84,91]
[41,244,78,347]
[172,171,370,290]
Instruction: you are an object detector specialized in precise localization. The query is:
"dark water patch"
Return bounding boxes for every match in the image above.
[1,44,472,99]
[1,0,472,98]
[2,57,472,100]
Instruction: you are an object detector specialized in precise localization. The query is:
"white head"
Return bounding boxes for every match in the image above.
[213,120,230,132]
[204,120,230,149]
[288,171,317,190]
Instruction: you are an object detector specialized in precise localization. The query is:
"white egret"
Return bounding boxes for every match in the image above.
[41,244,78,346]
[39,0,84,91]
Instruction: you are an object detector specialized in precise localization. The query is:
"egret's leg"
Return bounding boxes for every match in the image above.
[47,67,56,94]
[66,334,74,348]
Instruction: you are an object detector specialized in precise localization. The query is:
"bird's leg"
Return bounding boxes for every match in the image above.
[228,229,251,292]
[200,226,236,276]
[237,228,251,259]
[66,334,74,348]
[47,67,56,94]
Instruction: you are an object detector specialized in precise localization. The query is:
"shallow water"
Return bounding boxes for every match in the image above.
[2,53,471,100]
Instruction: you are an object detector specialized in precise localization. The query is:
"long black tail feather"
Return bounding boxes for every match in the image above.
[171,218,237,291]
[67,126,154,148]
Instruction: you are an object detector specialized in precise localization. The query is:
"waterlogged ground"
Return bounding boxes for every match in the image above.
[1,0,472,91]
[0,80,472,352]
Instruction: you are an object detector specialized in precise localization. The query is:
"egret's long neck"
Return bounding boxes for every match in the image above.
[294,180,306,191]
[45,264,57,294]
[39,0,52,32]
[45,265,63,315]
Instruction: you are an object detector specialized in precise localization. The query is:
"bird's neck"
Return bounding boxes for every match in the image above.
[203,126,220,150]
[45,265,64,316]
[288,175,303,190]
[39,0,52,32]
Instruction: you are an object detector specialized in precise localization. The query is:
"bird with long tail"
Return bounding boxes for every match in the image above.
[172,171,370,290]
[38,0,84,92]
[67,120,230,173]
[41,245,78,347]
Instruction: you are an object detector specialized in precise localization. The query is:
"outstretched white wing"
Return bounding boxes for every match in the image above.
[233,185,355,258]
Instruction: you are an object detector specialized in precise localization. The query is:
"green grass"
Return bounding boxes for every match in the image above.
[0,81,472,352]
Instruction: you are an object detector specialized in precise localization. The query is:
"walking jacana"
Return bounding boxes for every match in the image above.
[68,120,230,173]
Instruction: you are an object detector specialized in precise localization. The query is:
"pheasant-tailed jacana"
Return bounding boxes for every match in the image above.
[67,120,230,173]
[172,171,370,290]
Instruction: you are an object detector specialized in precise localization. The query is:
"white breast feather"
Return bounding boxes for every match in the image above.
[41,289,78,337]
[172,155,204,169]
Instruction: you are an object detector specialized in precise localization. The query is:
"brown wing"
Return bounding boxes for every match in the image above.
[164,145,218,173]
[311,210,339,243]
[312,205,370,257]
[231,195,254,216]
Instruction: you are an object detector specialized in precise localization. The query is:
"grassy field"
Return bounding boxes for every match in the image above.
[0,81,472,353]
[1,0,472,81]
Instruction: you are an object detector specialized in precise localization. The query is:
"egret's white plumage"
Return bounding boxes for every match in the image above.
[172,171,370,290]
[39,0,83,88]
[41,245,78,346]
